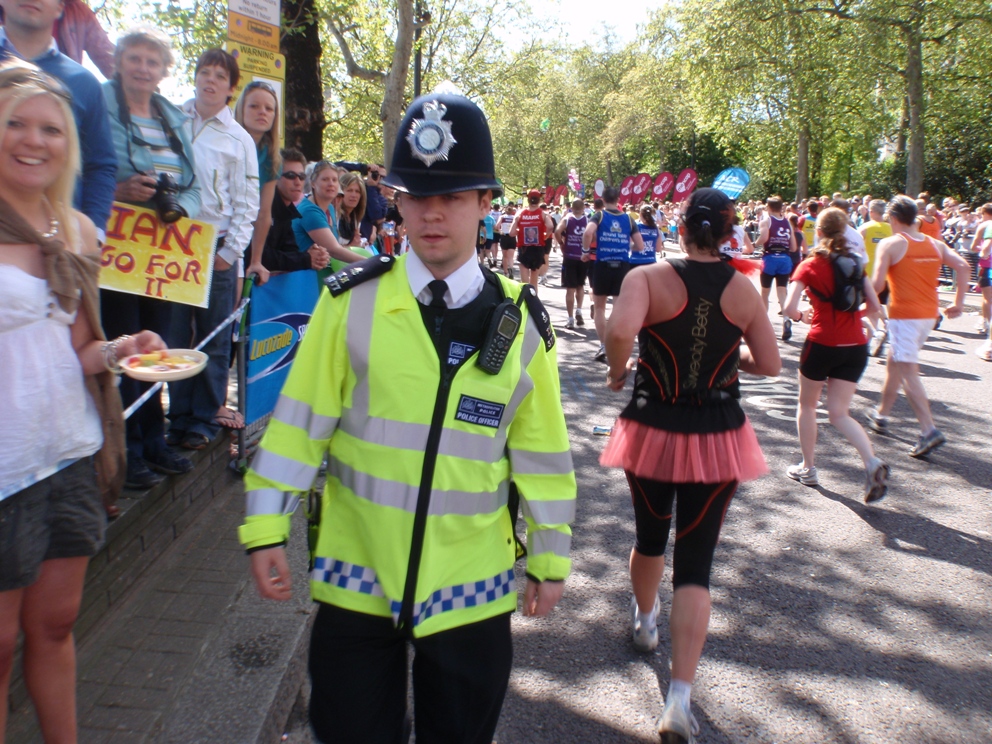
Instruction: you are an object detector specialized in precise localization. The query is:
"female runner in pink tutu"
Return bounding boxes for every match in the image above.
[601,188,781,743]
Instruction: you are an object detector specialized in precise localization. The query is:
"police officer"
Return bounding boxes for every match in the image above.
[240,90,576,743]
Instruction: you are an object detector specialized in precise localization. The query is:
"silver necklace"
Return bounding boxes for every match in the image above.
[40,215,59,240]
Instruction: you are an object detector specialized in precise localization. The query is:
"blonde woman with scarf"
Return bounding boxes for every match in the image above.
[0,61,164,742]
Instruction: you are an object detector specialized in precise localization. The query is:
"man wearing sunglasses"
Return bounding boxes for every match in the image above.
[260,149,330,273]
[361,163,388,244]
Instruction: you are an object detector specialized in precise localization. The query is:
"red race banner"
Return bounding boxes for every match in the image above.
[544,186,555,204]
[554,184,568,205]
[630,173,652,204]
[673,168,698,202]
[618,175,635,206]
[653,172,674,201]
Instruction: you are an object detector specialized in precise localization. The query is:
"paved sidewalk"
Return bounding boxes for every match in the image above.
[7,471,314,744]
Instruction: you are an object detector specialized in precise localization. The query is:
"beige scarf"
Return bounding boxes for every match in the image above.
[0,195,126,504]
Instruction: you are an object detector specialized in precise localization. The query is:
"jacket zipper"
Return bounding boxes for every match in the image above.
[398,362,453,633]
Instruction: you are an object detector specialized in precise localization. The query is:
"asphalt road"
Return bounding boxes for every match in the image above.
[287,249,992,743]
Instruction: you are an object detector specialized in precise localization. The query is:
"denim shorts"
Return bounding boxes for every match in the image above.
[0,457,106,591]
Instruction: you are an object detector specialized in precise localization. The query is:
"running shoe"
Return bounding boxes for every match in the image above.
[976,318,990,334]
[863,458,890,504]
[540,276,549,287]
[658,698,699,744]
[870,327,888,358]
[910,429,946,458]
[566,317,575,330]
[976,343,992,362]
[594,345,608,363]
[786,464,819,486]
[782,318,793,341]
[630,595,661,652]
[864,409,889,434]
[933,313,943,331]
[575,311,585,326]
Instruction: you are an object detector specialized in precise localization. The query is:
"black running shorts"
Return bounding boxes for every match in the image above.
[591,261,629,297]
[799,340,869,383]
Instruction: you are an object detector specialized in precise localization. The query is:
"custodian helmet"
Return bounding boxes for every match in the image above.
[382,92,503,198]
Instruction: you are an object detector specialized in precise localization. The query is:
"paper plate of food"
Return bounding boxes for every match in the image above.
[121,349,208,382]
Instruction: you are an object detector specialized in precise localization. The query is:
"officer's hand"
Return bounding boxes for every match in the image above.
[249,547,292,601]
[523,579,564,617]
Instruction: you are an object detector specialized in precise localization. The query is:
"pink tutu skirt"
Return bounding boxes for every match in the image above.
[600,417,767,484]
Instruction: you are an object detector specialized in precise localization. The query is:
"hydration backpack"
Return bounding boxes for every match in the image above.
[809,253,865,312]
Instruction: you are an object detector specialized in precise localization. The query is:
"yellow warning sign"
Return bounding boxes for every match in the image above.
[226,41,285,80]
[227,10,279,53]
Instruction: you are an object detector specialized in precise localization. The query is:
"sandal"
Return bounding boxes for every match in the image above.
[180,432,211,451]
[213,407,245,430]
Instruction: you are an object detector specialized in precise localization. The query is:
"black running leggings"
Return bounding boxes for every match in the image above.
[625,473,738,589]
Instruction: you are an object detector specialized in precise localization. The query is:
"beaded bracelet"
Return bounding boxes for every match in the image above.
[101,335,131,373]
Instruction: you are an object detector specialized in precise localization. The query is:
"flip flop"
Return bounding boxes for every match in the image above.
[213,407,245,430]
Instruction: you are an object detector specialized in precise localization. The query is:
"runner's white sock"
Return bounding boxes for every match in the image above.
[667,679,692,713]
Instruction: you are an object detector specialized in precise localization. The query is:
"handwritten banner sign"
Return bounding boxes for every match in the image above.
[99,202,217,308]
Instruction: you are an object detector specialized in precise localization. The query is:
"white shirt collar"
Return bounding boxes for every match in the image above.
[406,250,485,309]
[183,99,235,129]
[0,29,60,60]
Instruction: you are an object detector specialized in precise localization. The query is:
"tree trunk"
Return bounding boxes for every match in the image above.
[605,160,613,187]
[796,123,810,200]
[894,96,909,155]
[380,0,415,168]
[904,26,925,195]
[282,0,325,160]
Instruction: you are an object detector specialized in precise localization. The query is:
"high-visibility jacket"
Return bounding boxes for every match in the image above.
[240,255,576,638]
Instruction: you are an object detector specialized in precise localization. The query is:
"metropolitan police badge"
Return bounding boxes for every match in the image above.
[406,100,457,167]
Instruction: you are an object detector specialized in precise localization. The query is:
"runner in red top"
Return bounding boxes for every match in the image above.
[509,189,553,292]
[782,208,888,503]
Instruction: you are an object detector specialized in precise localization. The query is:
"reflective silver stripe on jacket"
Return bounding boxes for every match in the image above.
[271,394,339,440]
[520,496,576,525]
[251,448,319,491]
[330,456,510,517]
[245,488,299,517]
[529,528,571,558]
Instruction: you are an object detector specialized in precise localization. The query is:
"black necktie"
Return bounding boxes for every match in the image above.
[428,279,448,309]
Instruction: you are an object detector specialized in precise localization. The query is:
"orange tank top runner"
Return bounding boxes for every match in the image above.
[888,235,941,320]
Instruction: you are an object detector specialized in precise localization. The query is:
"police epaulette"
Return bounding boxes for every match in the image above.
[517,284,555,351]
[323,254,395,296]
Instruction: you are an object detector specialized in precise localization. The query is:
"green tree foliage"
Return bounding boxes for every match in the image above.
[108,0,992,202]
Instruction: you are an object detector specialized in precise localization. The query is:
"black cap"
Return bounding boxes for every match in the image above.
[382,92,503,198]
[684,188,734,234]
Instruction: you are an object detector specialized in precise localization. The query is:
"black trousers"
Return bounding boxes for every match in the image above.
[309,603,513,744]
[99,289,173,462]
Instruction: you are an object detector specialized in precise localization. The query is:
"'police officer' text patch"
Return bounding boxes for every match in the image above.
[454,395,505,429]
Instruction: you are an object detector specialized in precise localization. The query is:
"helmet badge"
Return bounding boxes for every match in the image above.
[406,100,457,167]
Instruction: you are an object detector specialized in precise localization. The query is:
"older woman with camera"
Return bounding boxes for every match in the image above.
[102,26,201,490]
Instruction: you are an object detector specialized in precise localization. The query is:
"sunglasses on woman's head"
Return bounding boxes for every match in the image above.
[245,80,277,95]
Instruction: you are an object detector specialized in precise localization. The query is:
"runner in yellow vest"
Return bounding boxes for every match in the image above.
[240,90,575,743]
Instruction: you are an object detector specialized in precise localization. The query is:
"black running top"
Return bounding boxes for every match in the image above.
[620,259,746,434]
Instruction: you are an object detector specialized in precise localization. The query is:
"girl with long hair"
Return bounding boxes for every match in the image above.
[338,171,367,247]
[782,207,887,501]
